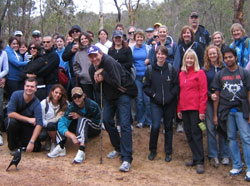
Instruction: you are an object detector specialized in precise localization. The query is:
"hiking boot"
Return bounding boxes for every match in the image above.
[229,168,243,176]
[0,134,3,146]
[47,145,66,158]
[136,123,143,128]
[50,143,57,153]
[176,123,184,133]
[73,150,85,164]
[165,154,172,162]
[245,171,250,182]
[196,164,205,174]
[148,152,156,160]
[185,160,196,167]
[221,157,230,165]
[107,150,120,159]
[210,157,220,168]
[119,161,131,172]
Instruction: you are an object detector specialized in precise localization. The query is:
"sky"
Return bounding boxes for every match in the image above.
[73,0,164,14]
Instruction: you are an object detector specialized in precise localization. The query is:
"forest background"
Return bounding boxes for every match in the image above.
[0,0,248,44]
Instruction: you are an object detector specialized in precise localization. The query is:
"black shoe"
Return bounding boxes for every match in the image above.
[185,160,196,167]
[165,154,172,162]
[148,152,156,160]
[196,164,205,174]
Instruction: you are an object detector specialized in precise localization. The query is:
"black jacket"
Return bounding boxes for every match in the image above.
[143,62,179,105]
[37,49,59,85]
[62,42,76,77]
[195,25,211,49]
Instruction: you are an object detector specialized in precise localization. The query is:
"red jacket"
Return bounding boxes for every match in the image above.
[177,66,207,114]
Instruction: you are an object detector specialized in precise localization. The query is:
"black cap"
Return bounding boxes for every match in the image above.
[190,12,199,18]
[69,25,82,36]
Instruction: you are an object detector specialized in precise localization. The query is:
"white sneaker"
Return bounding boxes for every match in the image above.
[73,150,85,164]
[107,150,120,159]
[0,134,3,146]
[50,143,57,153]
[47,145,66,158]
[136,123,143,128]
[119,161,131,172]
[245,171,250,182]
[221,157,230,165]
[229,168,243,175]
[177,123,184,133]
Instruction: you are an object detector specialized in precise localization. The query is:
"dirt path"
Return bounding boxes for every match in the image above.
[0,127,248,186]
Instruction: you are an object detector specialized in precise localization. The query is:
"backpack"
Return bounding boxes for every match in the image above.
[147,63,173,81]
[58,67,69,87]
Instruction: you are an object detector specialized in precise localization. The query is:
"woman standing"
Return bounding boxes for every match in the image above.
[143,46,178,162]
[173,26,204,71]
[230,23,250,68]
[95,29,112,54]
[177,49,207,174]
[127,26,136,48]
[5,36,28,95]
[203,45,229,167]
[0,38,9,146]
[74,32,94,99]
[41,84,68,153]
[212,31,226,53]
[131,30,152,128]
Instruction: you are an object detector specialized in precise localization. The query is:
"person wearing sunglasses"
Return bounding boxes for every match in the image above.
[127,26,136,48]
[48,87,101,164]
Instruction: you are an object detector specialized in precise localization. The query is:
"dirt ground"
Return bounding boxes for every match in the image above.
[0,126,249,186]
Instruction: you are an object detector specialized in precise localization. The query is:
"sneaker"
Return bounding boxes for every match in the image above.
[47,145,66,158]
[107,150,120,159]
[45,139,51,151]
[221,157,230,165]
[0,134,3,146]
[101,123,105,130]
[50,143,57,153]
[73,150,85,164]
[229,168,243,175]
[210,157,220,168]
[117,126,121,133]
[196,164,205,174]
[131,125,134,131]
[148,152,156,160]
[185,160,196,167]
[119,161,131,172]
[245,171,250,182]
[136,123,143,128]
[176,123,184,133]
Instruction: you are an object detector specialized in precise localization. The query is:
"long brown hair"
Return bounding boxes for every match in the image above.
[179,25,195,43]
[48,84,68,112]
[204,45,223,71]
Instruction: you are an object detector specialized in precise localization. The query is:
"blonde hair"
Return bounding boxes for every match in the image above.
[181,49,200,72]
[212,31,225,45]
[230,23,246,38]
[204,45,223,71]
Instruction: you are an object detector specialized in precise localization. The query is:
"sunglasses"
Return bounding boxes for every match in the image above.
[153,35,159,39]
[43,41,51,44]
[30,47,37,50]
[73,94,82,100]
[71,30,80,34]
[128,32,135,35]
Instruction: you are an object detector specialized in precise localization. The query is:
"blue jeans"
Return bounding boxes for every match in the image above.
[149,101,175,155]
[135,76,152,125]
[205,101,229,158]
[103,94,133,163]
[227,112,250,172]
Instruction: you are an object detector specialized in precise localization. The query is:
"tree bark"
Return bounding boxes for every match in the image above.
[0,0,11,36]
[99,0,103,30]
[233,0,244,25]
[114,0,121,22]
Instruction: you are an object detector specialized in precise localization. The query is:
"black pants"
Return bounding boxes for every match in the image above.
[4,118,41,151]
[182,110,204,164]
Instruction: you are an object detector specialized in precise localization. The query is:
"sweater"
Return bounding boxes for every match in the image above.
[178,66,208,114]
[0,50,9,78]
[132,44,148,77]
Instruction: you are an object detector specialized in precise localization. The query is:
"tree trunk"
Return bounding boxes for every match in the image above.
[99,0,103,30]
[233,0,244,25]
[0,0,11,36]
[114,0,121,22]
[21,0,27,34]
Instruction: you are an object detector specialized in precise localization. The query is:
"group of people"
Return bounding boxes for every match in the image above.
[0,11,249,181]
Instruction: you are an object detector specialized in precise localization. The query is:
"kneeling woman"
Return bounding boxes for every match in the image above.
[143,46,179,162]
[177,49,207,174]
[40,84,68,152]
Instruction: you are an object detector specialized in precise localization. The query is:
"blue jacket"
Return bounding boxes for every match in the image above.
[56,48,71,78]
[230,36,250,68]
[5,46,28,81]
[58,98,101,135]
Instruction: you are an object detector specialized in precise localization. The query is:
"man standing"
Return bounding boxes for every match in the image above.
[32,30,42,44]
[47,87,101,164]
[5,78,43,152]
[213,47,250,182]
[88,46,135,172]
[189,12,211,49]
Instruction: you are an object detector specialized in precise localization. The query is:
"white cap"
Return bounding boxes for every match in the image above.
[14,30,23,36]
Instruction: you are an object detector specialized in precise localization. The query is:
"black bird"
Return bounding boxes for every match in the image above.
[6,149,22,171]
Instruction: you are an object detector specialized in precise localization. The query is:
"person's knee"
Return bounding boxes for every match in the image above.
[47,122,57,131]
[5,118,19,131]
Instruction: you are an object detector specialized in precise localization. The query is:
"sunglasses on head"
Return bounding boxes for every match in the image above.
[73,94,82,100]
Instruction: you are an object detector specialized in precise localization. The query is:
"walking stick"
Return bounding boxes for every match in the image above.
[100,82,103,164]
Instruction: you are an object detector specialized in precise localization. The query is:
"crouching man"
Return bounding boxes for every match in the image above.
[5,78,43,152]
[47,87,101,164]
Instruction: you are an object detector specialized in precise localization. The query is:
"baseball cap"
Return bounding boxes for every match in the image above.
[154,23,162,27]
[71,87,83,97]
[112,30,123,38]
[190,12,199,18]
[145,27,154,32]
[14,30,23,36]
[88,45,100,55]
[32,30,41,37]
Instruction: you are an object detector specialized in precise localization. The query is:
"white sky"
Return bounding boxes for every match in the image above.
[73,0,164,14]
